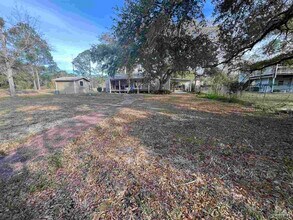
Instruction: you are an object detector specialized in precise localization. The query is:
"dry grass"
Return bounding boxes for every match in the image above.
[17,105,61,112]
[0,94,292,219]
[21,109,248,218]
[0,134,35,155]
[146,94,255,115]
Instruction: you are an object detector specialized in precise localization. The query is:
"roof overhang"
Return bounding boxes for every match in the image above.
[54,77,90,82]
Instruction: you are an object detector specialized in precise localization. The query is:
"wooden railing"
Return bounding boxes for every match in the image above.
[277,66,293,75]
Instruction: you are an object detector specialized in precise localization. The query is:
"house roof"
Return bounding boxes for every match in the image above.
[110,74,144,80]
[54,77,90,82]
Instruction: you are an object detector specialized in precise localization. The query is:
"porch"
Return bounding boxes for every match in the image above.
[108,78,151,93]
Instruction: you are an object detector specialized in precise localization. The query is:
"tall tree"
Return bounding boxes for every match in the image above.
[91,35,124,77]
[214,0,293,70]
[72,50,94,77]
[114,0,218,89]
[23,27,53,90]
[0,12,45,96]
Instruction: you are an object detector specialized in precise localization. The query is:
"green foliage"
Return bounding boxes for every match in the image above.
[209,73,230,95]
[14,72,33,89]
[198,93,248,105]
[0,74,7,88]
[91,42,123,77]
[214,0,292,68]
[41,70,74,89]
[90,1,218,88]
[72,50,93,77]
[208,72,243,95]
[114,0,218,86]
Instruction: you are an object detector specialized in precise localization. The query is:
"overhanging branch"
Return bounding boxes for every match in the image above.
[243,51,293,72]
[220,4,293,65]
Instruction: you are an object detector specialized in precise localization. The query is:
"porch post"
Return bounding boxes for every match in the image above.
[119,80,121,93]
[272,64,278,93]
[136,82,139,94]
[148,83,150,94]
[109,78,112,93]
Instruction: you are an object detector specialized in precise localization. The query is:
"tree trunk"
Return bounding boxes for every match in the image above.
[31,67,37,90]
[159,80,163,90]
[35,69,41,90]
[7,68,16,96]
[33,79,37,90]
[1,27,15,96]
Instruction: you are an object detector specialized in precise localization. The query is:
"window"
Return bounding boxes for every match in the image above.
[80,81,84,87]
[278,81,284,86]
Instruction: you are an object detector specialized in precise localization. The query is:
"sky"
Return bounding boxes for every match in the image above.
[0,0,214,73]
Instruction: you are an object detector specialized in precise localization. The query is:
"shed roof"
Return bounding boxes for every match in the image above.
[54,77,90,82]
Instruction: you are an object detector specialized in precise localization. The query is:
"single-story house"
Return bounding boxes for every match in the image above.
[244,65,293,93]
[54,77,91,94]
[106,73,193,93]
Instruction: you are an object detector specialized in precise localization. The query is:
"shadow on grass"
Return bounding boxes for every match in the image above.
[127,101,293,218]
[0,95,292,219]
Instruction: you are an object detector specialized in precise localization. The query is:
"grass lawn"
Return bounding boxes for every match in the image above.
[0,93,292,219]
[199,92,293,113]
[239,92,293,112]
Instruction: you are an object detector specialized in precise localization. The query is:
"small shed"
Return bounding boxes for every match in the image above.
[54,77,91,94]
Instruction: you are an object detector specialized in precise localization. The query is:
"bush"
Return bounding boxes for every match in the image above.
[97,87,103,92]
[227,81,244,94]
[153,89,171,94]
[198,93,248,105]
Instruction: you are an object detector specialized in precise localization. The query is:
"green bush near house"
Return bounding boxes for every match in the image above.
[153,89,172,94]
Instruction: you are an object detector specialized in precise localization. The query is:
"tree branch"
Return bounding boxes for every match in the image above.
[243,51,293,72]
[221,4,293,65]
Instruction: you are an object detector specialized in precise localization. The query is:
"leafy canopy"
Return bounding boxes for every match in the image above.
[214,0,293,70]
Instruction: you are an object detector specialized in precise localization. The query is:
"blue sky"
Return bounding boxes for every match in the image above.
[0,0,214,72]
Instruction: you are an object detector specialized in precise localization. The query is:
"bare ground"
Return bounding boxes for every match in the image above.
[0,93,292,219]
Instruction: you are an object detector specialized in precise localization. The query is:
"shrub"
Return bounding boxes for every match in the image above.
[153,89,171,94]
[198,93,249,105]
[227,81,244,94]
[97,87,103,92]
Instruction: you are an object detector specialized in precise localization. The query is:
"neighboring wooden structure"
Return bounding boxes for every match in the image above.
[245,65,293,93]
[54,77,91,94]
